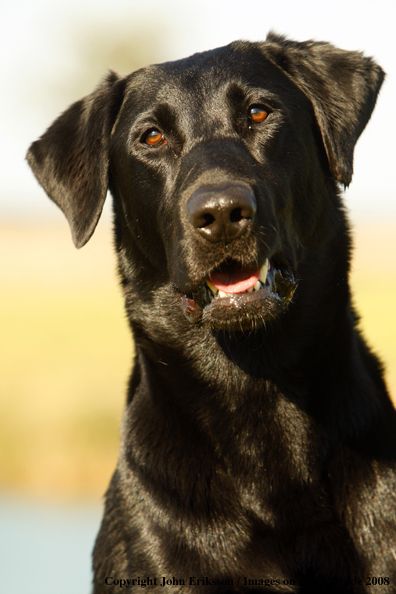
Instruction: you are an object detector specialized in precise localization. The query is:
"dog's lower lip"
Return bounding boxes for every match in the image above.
[180,260,297,326]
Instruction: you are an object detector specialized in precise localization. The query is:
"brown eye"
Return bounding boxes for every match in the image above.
[249,106,268,123]
[144,129,167,146]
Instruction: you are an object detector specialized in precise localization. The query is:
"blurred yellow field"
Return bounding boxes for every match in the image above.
[1,220,395,500]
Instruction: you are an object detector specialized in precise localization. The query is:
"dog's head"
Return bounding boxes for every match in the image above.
[27,33,384,332]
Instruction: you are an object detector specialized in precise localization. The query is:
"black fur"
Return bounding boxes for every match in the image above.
[27,33,396,593]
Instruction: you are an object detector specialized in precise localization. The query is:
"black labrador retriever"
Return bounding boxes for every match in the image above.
[27,33,396,593]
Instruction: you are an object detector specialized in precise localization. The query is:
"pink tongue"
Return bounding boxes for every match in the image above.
[209,269,260,294]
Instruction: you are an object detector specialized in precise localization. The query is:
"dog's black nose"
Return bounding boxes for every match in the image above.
[186,184,256,243]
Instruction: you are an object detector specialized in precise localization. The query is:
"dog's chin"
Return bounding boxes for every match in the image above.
[180,263,297,332]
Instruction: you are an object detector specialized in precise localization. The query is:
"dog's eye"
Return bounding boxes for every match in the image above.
[248,106,268,124]
[143,129,167,147]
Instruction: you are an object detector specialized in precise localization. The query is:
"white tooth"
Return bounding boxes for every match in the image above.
[259,259,269,284]
[253,281,261,291]
[206,280,218,294]
[247,287,254,293]
[218,290,229,298]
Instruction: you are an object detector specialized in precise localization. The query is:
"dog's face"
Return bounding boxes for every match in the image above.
[110,45,311,330]
[27,34,384,333]
[107,39,382,332]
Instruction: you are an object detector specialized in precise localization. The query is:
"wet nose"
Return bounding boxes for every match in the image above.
[186,184,256,243]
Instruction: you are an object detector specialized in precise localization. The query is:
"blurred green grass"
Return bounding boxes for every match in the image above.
[0,222,132,500]
[350,223,396,397]
[0,221,395,500]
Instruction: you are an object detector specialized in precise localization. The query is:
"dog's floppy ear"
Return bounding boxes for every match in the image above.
[264,32,385,187]
[27,71,127,248]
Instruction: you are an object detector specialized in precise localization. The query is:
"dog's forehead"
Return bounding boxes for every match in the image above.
[123,42,291,109]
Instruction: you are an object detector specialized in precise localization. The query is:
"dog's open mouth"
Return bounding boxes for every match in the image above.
[180,259,297,330]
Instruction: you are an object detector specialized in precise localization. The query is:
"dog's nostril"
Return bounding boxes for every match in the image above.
[201,213,216,228]
[230,207,243,224]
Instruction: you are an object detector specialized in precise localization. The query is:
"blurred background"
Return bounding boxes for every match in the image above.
[1,0,395,591]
